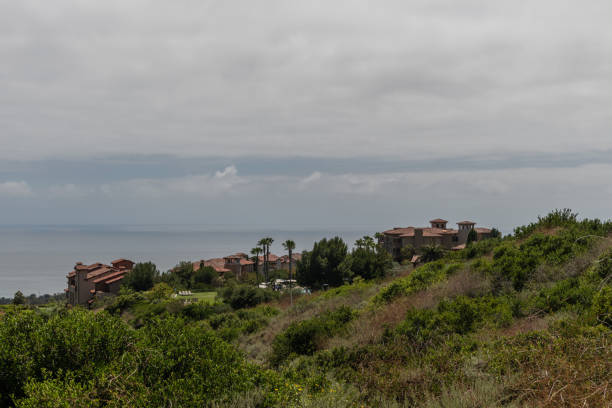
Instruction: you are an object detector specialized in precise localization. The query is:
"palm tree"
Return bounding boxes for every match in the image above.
[250,247,262,282]
[265,237,274,282]
[282,239,296,306]
[257,238,267,282]
[258,237,274,282]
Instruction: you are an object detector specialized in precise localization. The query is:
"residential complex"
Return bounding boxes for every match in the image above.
[380,218,493,261]
[66,258,134,306]
[192,252,302,279]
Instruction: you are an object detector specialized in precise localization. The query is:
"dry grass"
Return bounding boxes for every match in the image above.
[499,315,549,337]
[327,267,493,350]
[238,282,383,363]
[531,237,612,285]
[421,377,520,408]
[502,332,612,407]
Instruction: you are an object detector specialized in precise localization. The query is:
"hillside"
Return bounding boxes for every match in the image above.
[1,210,611,407]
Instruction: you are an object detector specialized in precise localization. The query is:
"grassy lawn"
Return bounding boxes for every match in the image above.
[188,291,217,304]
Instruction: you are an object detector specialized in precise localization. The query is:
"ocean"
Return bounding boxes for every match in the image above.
[0,225,375,298]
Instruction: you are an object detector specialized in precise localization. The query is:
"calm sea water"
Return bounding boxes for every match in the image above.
[0,225,374,298]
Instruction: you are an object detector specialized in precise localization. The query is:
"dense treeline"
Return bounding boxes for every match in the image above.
[0,292,64,306]
[296,235,393,288]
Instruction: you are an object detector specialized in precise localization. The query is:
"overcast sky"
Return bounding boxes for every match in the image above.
[1,0,612,231]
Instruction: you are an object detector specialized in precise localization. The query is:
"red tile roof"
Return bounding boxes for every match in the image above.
[92,269,127,284]
[86,266,115,280]
[384,227,415,235]
[194,258,231,273]
[105,275,125,284]
[429,218,448,223]
[258,254,280,262]
[475,227,492,233]
[280,253,302,263]
[457,221,476,225]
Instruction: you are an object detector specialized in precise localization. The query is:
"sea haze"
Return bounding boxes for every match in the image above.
[0,225,375,298]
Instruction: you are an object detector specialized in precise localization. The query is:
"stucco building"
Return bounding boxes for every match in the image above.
[380,218,493,261]
[66,259,134,307]
[223,253,255,277]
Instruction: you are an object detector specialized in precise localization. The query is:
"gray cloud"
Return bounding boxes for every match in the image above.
[2,1,612,161]
[0,163,608,233]
[2,1,612,229]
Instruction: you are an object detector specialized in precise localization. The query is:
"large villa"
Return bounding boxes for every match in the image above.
[380,218,494,261]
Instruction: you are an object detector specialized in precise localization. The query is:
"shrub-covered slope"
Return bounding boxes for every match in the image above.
[0,210,610,407]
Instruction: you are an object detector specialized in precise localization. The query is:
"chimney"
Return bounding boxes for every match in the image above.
[414,228,424,246]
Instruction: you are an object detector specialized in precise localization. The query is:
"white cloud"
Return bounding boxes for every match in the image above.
[0,181,33,197]
[98,165,249,198]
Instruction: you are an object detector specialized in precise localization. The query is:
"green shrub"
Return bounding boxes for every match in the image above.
[220,285,279,309]
[396,296,516,347]
[105,288,145,315]
[591,287,612,327]
[532,278,596,314]
[595,250,612,279]
[0,309,133,406]
[270,306,356,366]
[373,261,459,304]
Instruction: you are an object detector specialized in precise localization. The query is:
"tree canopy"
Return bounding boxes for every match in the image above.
[297,237,350,288]
[349,236,393,280]
[123,262,159,292]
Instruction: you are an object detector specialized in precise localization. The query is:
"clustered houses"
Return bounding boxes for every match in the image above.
[66,259,134,307]
[380,218,493,261]
[192,252,302,279]
[259,253,303,272]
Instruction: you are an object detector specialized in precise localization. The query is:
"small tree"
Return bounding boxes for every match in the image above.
[12,291,25,305]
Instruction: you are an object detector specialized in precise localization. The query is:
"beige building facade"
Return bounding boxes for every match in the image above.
[381,218,493,261]
[66,259,134,307]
